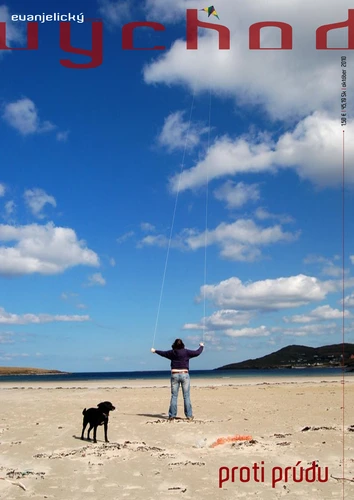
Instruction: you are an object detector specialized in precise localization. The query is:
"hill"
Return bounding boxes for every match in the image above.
[0,367,67,376]
[215,343,354,370]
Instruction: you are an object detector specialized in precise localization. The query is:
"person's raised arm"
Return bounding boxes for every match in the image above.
[186,343,204,358]
[151,348,174,359]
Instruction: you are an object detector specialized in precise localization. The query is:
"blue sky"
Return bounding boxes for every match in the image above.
[0,0,354,372]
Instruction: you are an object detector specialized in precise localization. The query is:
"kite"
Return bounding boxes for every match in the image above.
[201,5,220,20]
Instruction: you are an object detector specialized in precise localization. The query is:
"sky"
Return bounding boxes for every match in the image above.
[0,0,353,372]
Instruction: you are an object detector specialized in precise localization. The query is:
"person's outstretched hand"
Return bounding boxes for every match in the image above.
[151,348,156,353]
[199,342,204,347]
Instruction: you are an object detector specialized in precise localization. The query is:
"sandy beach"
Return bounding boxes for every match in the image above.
[0,375,353,499]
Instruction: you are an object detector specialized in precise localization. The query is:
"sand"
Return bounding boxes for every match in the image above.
[0,375,353,499]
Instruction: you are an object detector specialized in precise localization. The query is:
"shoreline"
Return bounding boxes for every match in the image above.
[0,373,351,389]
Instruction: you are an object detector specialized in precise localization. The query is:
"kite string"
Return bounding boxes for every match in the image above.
[152,90,196,348]
[202,87,212,343]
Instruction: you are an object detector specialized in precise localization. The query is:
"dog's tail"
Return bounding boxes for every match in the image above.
[82,408,86,415]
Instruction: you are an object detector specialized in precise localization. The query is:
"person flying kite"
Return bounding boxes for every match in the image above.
[201,5,220,20]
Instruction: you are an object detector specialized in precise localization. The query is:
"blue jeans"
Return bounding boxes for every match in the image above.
[169,373,193,418]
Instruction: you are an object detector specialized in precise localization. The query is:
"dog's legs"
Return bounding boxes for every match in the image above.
[104,420,109,442]
[81,419,88,440]
[81,423,87,440]
[93,426,97,443]
[87,425,94,441]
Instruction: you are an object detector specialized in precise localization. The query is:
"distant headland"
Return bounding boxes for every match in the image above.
[0,367,69,376]
[215,343,354,370]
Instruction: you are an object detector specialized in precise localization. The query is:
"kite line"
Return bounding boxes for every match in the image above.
[152,89,213,348]
[202,87,212,343]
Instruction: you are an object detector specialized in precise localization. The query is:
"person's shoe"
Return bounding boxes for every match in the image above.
[168,417,175,421]
[186,416,194,421]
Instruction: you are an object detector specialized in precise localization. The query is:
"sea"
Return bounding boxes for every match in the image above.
[0,367,351,383]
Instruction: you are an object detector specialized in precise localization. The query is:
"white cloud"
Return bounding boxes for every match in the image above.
[24,188,56,219]
[61,292,78,300]
[140,222,156,232]
[98,0,131,26]
[183,309,253,331]
[276,322,340,337]
[342,294,354,308]
[0,184,5,197]
[0,307,90,325]
[214,181,260,209]
[56,131,69,142]
[0,352,30,360]
[199,274,336,311]
[143,1,352,121]
[254,207,294,224]
[2,98,55,136]
[0,222,99,276]
[283,304,350,323]
[4,200,15,216]
[186,218,299,261]
[86,272,106,286]
[139,218,299,261]
[76,303,88,309]
[109,257,116,266]
[166,113,354,192]
[142,1,354,192]
[157,111,209,151]
[0,331,14,344]
[0,6,24,54]
[304,254,348,278]
[224,325,271,338]
[138,233,188,250]
[117,231,134,243]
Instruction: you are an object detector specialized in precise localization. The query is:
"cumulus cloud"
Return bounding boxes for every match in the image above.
[214,181,260,209]
[98,0,131,26]
[224,325,271,338]
[254,207,294,224]
[183,309,254,331]
[342,293,354,308]
[0,222,99,276]
[141,1,354,192]
[56,131,69,142]
[166,113,354,192]
[24,188,56,219]
[0,184,5,197]
[0,331,15,344]
[86,272,106,286]
[138,232,188,250]
[2,98,55,136]
[0,5,24,54]
[139,218,299,261]
[4,200,15,217]
[186,218,299,261]
[0,307,89,324]
[157,111,209,151]
[275,322,340,337]
[143,0,351,120]
[304,254,347,278]
[140,222,156,232]
[199,274,337,311]
[116,231,134,244]
[283,304,350,323]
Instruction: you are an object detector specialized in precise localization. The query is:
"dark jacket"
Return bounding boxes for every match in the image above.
[155,346,203,370]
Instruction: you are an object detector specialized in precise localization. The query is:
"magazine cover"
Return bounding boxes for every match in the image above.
[0,0,353,498]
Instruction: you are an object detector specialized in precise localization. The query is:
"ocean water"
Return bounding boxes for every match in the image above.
[0,367,351,383]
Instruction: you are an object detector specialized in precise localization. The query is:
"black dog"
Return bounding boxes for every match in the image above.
[81,401,115,443]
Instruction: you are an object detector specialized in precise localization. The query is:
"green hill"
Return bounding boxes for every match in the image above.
[215,343,354,370]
